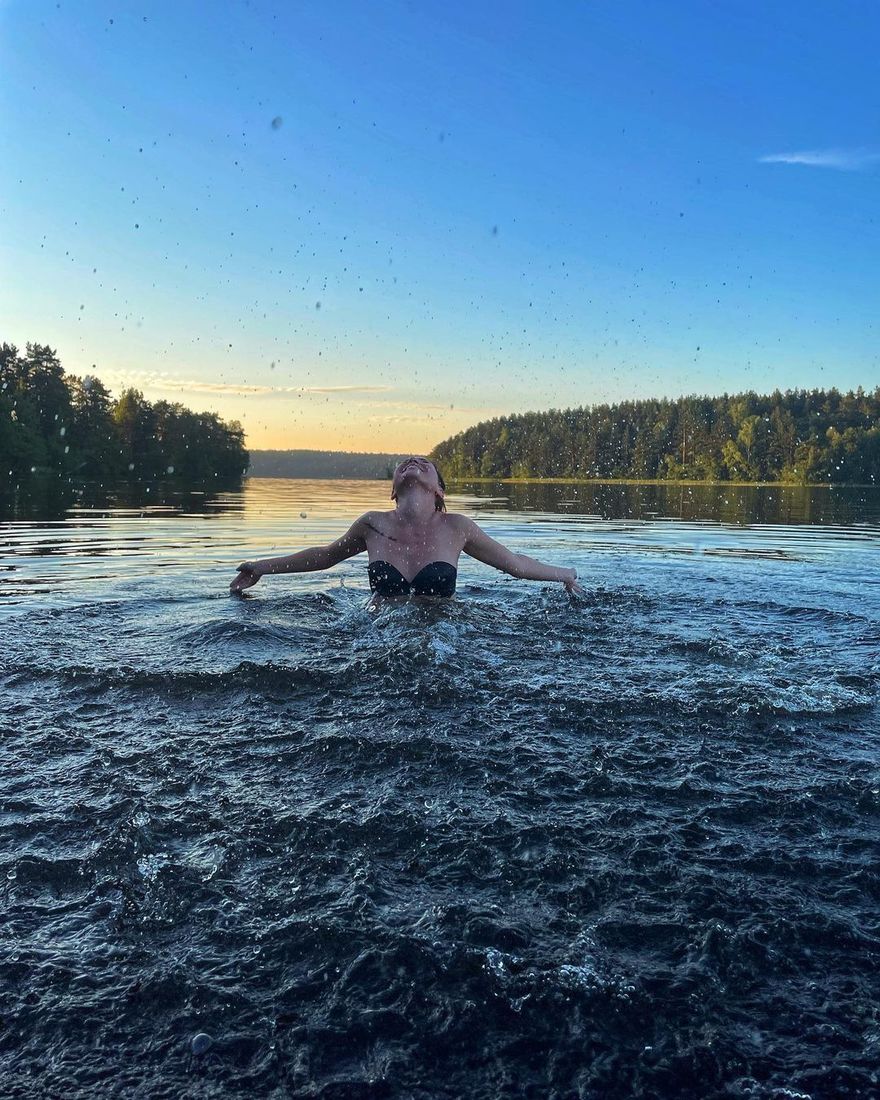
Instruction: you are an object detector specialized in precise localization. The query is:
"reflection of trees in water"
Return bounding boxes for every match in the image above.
[3,475,875,526]
[0,475,244,521]
[459,480,874,526]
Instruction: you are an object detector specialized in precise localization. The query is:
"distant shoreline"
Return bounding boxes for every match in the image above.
[247,449,404,479]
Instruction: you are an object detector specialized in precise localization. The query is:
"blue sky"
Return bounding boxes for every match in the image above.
[1,0,878,450]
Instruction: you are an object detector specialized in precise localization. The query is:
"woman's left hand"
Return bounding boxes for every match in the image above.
[230,562,262,594]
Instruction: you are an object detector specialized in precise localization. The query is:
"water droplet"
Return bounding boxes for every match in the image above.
[191,1033,213,1056]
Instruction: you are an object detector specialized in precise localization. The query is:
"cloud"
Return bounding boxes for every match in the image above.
[153,379,280,395]
[162,379,394,397]
[307,385,394,394]
[369,401,458,412]
[103,370,394,398]
[366,413,443,423]
[759,147,880,170]
[99,371,501,420]
[364,403,505,422]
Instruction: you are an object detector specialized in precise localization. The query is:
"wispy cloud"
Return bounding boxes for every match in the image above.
[160,379,395,397]
[365,403,506,423]
[366,413,456,424]
[307,385,394,394]
[99,371,499,421]
[759,147,880,171]
[102,370,394,398]
[369,401,458,413]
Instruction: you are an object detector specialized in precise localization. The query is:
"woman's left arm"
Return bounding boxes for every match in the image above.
[460,517,584,593]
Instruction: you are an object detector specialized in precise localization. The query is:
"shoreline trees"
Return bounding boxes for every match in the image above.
[431,389,880,484]
[1,342,248,482]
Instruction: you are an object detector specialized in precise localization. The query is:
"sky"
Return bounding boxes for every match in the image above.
[1,0,878,452]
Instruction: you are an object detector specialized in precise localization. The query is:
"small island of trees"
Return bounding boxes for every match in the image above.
[431,388,880,485]
[1,342,248,482]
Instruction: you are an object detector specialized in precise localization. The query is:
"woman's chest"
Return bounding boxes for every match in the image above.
[362,516,464,569]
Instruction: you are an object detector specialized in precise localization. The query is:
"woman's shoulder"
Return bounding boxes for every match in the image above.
[352,510,396,537]
[354,508,393,523]
[443,511,477,533]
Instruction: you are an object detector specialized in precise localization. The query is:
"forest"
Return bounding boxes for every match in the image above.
[430,388,880,484]
[1,342,248,482]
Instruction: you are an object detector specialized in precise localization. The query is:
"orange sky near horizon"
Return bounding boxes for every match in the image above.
[91,365,509,454]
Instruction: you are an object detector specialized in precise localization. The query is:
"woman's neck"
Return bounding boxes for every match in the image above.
[394,486,438,525]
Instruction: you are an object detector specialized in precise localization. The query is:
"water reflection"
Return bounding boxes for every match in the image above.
[0,475,245,521]
[457,480,880,526]
[2,475,878,526]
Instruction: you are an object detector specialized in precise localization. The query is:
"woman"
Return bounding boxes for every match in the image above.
[229,456,583,598]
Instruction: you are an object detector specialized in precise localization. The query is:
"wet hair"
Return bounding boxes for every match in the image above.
[432,462,447,511]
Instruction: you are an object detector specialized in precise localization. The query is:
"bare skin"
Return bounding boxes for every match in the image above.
[229,456,584,597]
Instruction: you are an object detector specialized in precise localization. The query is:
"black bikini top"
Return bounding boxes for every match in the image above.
[368,560,457,598]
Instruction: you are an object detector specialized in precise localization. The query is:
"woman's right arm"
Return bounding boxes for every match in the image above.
[229,515,368,593]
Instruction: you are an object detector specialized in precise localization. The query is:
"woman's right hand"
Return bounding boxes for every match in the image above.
[230,562,262,594]
[562,568,585,596]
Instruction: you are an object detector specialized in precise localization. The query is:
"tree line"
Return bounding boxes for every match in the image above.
[1,342,248,481]
[430,388,880,484]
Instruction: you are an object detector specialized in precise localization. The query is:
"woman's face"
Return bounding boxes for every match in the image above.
[391,456,443,502]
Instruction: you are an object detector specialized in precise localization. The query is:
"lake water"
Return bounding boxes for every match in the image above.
[2,478,879,1098]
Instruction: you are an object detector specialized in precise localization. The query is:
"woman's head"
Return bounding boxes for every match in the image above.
[391,456,446,511]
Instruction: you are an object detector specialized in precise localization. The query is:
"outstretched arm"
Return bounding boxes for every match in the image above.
[461,517,583,593]
[229,516,367,593]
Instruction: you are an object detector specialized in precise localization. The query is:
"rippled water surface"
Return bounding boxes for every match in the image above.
[2,479,879,1099]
